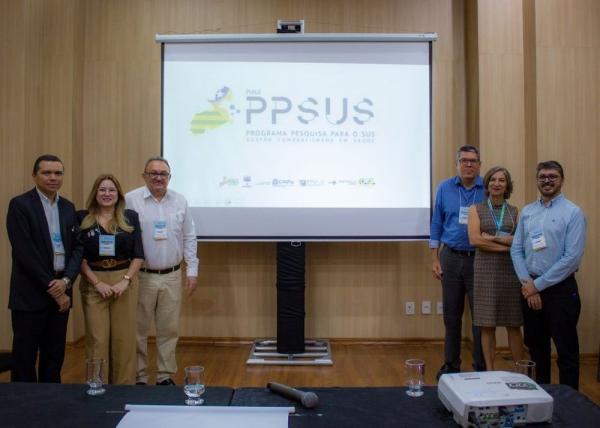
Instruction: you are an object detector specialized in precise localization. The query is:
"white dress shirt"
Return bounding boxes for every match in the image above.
[125,186,198,276]
[36,188,65,271]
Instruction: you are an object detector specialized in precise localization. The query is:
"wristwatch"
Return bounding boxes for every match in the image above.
[123,274,131,282]
[62,277,72,290]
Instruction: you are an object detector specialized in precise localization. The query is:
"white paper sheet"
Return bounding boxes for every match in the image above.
[116,405,294,428]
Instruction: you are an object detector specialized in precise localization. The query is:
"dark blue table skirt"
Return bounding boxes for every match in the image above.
[0,383,233,428]
[1,383,598,427]
[231,385,600,428]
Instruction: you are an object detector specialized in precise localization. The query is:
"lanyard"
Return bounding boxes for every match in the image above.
[459,187,478,207]
[487,199,506,231]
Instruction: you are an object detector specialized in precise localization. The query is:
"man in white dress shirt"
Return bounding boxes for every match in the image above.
[126,156,198,385]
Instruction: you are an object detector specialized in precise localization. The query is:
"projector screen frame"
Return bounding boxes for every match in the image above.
[156,33,438,44]
[157,33,437,242]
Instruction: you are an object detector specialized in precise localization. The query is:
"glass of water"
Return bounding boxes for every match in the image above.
[184,365,205,405]
[405,358,425,397]
[86,358,106,396]
[515,360,536,380]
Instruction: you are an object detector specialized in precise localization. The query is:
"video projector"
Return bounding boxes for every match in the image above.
[438,371,553,427]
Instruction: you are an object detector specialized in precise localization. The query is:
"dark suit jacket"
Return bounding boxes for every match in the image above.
[6,188,83,311]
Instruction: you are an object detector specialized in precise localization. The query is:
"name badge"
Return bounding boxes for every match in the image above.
[496,231,511,237]
[458,206,469,225]
[153,220,168,240]
[99,234,116,256]
[51,232,65,255]
[530,230,547,251]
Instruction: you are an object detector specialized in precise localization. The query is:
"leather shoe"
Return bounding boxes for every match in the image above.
[436,364,460,380]
[156,378,176,386]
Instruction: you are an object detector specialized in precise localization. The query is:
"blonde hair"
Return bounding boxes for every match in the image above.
[80,174,133,234]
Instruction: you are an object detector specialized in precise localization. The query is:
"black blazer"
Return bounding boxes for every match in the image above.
[6,188,83,311]
[77,208,145,262]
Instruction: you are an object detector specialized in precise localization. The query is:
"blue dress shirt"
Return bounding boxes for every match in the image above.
[510,193,586,292]
[429,175,484,250]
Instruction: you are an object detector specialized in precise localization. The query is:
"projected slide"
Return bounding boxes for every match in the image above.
[162,37,432,239]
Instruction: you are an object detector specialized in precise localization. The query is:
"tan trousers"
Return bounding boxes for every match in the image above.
[80,268,138,385]
[136,269,182,384]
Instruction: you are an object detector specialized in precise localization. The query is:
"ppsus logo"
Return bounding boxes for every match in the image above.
[190,87,375,136]
[246,96,374,125]
[190,87,240,135]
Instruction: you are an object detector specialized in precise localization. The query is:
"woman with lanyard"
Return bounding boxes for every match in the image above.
[78,174,144,384]
[467,166,523,371]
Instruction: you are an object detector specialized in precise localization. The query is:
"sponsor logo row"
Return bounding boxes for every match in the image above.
[219,176,376,188]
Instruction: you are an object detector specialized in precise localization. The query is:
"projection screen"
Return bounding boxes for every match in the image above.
[158,33,436,241]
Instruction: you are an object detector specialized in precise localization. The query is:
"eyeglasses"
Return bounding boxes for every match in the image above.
[537,174,560,183]
[458,158,480,166]
[144,171,171,179]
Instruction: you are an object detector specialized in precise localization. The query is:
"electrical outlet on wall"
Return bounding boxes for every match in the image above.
[405,301,415,315]
[421,300,431,314]
[436,301,444,314]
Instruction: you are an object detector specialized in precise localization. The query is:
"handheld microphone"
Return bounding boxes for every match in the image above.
[267,382,319,409]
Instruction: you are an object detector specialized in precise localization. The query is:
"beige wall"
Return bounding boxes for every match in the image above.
[533,0,600,352]
[1,0,598,353]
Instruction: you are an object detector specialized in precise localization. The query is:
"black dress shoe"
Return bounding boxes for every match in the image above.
[436,364,460,380]
[156,378,176,386]
[135,382,147,385]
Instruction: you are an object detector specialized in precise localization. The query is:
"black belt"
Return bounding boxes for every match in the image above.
[53,270,65,279]
[140,264,180,275]
[446,247,475,257]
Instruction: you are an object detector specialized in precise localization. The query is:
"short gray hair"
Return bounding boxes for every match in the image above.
[144,156,170,172]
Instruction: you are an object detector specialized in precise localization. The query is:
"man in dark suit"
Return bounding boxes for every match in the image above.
[6,154,82,382]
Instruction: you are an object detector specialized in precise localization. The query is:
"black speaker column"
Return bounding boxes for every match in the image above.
[276,242,305,354]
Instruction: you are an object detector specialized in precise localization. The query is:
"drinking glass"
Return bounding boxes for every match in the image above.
[515,359,536,380]
[184,365,205,405]
[405,359,425,397]
[86,358,106,396]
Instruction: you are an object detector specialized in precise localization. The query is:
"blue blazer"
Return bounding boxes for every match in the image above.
[6,188,83,311]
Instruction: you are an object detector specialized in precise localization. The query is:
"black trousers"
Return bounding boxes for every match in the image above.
[522,275,581,390]
[11,307,69,383]
[439,246,485,371]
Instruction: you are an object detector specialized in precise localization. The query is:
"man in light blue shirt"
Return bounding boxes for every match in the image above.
[511,160,586,390]
[430,145,486,378]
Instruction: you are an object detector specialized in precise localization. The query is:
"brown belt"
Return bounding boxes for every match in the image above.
[88,259,130,270]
